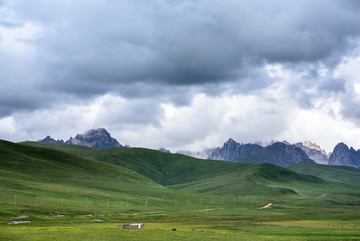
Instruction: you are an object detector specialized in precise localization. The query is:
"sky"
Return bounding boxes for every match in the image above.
[1,0,360,153]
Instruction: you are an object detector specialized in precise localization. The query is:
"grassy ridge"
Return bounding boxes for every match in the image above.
[0,140,220,217]
[1,140,360,240]
[22,142,360,202]
[288,162,360,185]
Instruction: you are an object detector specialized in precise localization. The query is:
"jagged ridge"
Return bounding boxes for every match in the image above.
[208,138,314,166]
[39,128,122,148]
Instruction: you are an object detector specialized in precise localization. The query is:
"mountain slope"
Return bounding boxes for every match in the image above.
[294,142,329,164]
[40,128,122,148]
[0,140,195,217]
[329,142,360,168]
[209,138,262,161]
[22,141,357,201]
[245,142,315,166]
[209,139,314,166]
[288,162,360,185]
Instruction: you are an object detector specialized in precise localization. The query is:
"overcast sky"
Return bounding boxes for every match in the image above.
[1,0,360,152]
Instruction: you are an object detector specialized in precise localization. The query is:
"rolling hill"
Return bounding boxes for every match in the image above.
[0,140,204,217]
[1,139,359,219]
[22,141,360,201]
[288,162,360,185]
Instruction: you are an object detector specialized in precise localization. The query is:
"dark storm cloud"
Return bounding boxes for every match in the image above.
[1,0,360,117]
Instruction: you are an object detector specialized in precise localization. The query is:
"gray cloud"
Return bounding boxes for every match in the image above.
[1,0,360,123]
[0,21,23,28]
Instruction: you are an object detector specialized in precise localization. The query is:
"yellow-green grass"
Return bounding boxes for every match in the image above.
[1,209,359,241]
[22,141,360,204]
[0,140,228,217]
[1,140,359,240]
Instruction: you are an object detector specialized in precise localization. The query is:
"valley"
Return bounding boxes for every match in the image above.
[0,139,359,240]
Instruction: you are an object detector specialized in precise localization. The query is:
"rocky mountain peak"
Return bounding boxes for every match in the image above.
[209,138,314,166]
[224,138,237,146]
[294,141,329,165]
[329,142,360,168]
[39,136,64,144]
[333,142,351,152]
[159,148,171,153]
[40,128,122,148]
[85,128,110,136]
[305,141,324,152]
[42,136,54,142]
[66,128,122,148]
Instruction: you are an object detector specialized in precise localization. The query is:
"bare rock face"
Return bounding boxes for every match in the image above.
[255,142,314,166]
[208,138,314,166]
[294,142,329,165]
[39,136,65,144]
[329,143,360,168]
[40,128,122,148]
[209,138,262,162]
[65,128,122,148]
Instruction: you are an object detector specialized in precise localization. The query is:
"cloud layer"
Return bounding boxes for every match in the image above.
[1,0,360,151]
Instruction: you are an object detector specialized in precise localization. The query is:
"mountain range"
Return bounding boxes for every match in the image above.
[40,128,122,148]
[208,138,315,166]
[294,142,330,165]
[38,128,359,168]
[329,142,360,168]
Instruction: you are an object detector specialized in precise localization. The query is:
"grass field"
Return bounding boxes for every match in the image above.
[288,162,360,185]
[1,140,359,240]
[1,206,359,240]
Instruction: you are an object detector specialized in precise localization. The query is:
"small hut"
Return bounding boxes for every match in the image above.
[118,223,144,229]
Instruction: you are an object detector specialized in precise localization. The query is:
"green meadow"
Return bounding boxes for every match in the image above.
[1,140,359,240]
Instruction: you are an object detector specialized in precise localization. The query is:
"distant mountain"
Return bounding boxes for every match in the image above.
[209,138,263,161]
[208,138,314,166]
[39,136,65,144]
[40,128,122,148]
[158,148,171,153]
[176,148,215,159]
[294,141,329,164]
[329,143,360,168]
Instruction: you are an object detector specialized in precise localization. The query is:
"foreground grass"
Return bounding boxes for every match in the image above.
[1,206,359,241]
[1,140,359,240]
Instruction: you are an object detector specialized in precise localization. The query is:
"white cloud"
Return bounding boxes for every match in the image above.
[2,1,360,153]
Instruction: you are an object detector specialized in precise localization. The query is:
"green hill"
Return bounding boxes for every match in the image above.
[1,141,359,241]
[288,162,360,185]
[0,140,204,217]
[1,140,358,219]
[22,142,359,201]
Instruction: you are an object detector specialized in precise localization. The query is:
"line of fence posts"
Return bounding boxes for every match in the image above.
[9,194,264,209]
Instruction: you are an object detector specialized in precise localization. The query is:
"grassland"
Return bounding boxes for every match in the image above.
[1,140,359,240]
[289,162,360,185]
